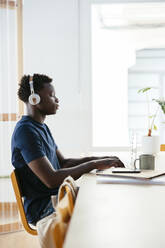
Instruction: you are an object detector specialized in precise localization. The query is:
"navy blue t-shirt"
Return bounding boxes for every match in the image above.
[11,116,61,223]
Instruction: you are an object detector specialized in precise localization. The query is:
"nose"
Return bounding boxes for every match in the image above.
[55,97,59,103]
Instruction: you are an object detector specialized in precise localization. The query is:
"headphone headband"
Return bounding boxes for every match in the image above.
[29,77,34,94]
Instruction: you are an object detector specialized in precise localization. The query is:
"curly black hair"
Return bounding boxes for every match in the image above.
[18,73,52,102]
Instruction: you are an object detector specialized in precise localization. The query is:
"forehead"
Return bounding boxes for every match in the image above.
[40,83,55,93]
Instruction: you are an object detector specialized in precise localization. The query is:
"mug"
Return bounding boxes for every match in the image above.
[134,154,155,170]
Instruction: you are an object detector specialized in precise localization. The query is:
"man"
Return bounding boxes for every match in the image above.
[11,73,124,225]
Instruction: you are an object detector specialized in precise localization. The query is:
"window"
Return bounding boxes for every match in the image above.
[0,0,24,233]
[92,3,165,150]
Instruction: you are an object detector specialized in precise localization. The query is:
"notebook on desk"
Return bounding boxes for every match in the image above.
[96,168,165,180]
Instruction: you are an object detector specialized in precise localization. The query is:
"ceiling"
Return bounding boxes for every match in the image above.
[97,3,165,30]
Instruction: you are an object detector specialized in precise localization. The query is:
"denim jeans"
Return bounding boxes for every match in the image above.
[31,199,55,226]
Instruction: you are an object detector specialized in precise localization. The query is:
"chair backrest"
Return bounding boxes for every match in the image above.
[10,169,37,235]
[57,181,76,223]
[63,176,79,196]
[53,220,68,248]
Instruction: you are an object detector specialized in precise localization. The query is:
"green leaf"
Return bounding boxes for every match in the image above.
[149,115,155,119]
[138,87,151,93]
[153,125,158,130]
[153,99,165,114]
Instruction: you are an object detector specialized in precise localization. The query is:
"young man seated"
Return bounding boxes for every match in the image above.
[11,74,124,225]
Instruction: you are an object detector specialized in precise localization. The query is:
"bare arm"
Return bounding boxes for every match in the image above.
[28,155,124,189]
[56,149,123,168]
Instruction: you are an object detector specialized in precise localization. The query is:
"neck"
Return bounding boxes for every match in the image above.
[26,104,46,124]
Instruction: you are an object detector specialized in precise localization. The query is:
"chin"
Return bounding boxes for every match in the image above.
[46,111,56,116]
[47,109,58,115]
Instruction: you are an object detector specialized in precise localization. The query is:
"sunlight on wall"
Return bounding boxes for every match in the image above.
[92,6,135,147]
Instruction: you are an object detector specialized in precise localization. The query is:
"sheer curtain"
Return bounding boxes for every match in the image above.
[0,0,23,233]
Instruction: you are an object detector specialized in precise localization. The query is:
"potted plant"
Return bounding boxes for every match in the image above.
[138,87,165,154]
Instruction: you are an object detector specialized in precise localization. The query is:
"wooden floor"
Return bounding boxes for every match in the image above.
[0,178,22,233]
[0,230,40,248]
[0,179,39,247]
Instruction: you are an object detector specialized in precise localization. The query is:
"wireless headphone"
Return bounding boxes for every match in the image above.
[28,76,40,105]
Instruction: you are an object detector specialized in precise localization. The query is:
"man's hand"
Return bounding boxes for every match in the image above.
[98,156,120,160]
[93,158,125,170]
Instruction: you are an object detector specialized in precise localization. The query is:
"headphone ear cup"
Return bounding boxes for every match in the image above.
[28,93,40,105]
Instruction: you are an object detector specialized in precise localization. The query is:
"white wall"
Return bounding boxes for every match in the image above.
[23,0,90,157]
[1,0,165,176]
[23,0,165,157]
[78,0,165,153]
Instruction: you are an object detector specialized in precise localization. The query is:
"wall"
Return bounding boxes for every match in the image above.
[1,0,165,175]
[79,0,165,152]
[23,0,89,157]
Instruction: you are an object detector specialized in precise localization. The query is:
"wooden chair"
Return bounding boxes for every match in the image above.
[63,176,79,198]
[10,169,37,235]
[36,177,78,248]
[57,181,77,223]
[53,179,77,248]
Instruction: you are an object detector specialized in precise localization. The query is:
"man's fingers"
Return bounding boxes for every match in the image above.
[96,158,125,168]
[111,160,125,168]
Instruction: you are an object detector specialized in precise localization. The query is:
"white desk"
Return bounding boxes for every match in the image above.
[64,173,165,248]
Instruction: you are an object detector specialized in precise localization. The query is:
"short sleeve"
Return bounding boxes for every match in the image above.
[15,125,46,163]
